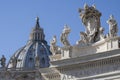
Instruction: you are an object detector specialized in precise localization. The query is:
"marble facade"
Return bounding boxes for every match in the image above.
[43,4,120,80]
[0,4,120,80]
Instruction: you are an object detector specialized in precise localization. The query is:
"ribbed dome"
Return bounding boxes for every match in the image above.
[7,17,51,70]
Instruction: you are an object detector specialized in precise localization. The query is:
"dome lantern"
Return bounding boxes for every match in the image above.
[29,17,45,41]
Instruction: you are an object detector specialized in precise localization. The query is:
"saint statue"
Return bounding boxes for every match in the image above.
[107,15,118,37]
[99,27,105,40]
[0,55,6,68]
[50,35,58,55]
[76,32,89,46]
[50,35,57,47]
[60,25,71,46]
[11,57,17,68]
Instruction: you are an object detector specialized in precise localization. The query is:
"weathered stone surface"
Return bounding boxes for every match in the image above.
[0,4,120,80]
[44,4,120,80]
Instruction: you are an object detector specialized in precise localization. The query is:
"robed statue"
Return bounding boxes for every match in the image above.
[60,25,71,46]
[107,15,118,37]
[0,55,6,68]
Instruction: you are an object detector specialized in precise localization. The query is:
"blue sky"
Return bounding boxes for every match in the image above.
[0,0,120,62]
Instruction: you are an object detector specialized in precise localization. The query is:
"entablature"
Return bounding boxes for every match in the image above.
[50,49,120,67]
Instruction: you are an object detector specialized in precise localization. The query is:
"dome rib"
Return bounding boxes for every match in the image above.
[7,46,26,69]
[22,41,34,69]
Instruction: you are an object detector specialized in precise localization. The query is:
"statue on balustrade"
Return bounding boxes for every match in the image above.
[11,56,17,68]
[76,32,89,46]
[60,25,71,47]
[0,55,6,68]
[107,15,118,37]
[50,35,61,55]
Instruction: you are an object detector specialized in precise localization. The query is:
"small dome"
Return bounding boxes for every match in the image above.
[7,17,51,70]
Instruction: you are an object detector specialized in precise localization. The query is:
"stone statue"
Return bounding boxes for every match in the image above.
[60,25,71,46]
[107,15,118,37]
[50,35,58,55]
[11,57,17,68]
[50,35,57,47]
[76,32,89,46]
[99,27,105,40]
[0,55,6,68]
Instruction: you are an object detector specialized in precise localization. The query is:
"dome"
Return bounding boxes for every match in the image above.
[7,17,51,70]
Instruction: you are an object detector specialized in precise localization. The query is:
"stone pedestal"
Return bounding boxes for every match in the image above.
[61,46,72,59]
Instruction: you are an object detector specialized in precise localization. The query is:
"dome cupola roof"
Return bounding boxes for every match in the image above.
[7,17,51,70]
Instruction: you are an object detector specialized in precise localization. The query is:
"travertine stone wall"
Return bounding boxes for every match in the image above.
[60,56,120,80]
